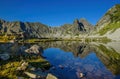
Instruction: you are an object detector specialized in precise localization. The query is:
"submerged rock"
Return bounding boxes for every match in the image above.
[46,73,58,79]
[25,45,43,54]
[0,53,10,60]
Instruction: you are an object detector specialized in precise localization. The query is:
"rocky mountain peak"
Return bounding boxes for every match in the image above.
[79,18,87,22]
[73,19,86,31]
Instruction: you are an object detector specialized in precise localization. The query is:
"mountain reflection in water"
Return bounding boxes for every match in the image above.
[40,41,120,79]
[0,41,120,79]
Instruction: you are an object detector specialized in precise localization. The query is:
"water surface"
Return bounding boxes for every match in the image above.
[41,41,120,79]
[0,41,120,79]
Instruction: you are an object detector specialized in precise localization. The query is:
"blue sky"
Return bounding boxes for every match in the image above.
[0,0,120,26]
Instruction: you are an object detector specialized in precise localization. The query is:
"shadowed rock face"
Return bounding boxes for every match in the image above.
[73,19,86,32]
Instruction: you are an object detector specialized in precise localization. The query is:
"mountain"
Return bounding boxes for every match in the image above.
[50,18,94,38]
[0,18,93,38]
[0,19,49,38]
[1,4,120,40]
[95,4,120,40]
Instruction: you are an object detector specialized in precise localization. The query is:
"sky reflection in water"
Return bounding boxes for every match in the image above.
[43,47,116,79]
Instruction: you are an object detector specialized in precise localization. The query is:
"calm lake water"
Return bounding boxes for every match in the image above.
[0,41,120,79]
[41,41,120,79]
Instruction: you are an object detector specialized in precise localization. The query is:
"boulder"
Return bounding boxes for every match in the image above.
[0,53,10,60]
[25,45,43,54]
[46,73,58,79]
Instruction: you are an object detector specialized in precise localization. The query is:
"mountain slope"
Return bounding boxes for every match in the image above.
[96,4,120,35]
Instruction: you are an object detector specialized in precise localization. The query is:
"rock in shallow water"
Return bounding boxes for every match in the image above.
[0,53,10,60]
[25,45,43,54]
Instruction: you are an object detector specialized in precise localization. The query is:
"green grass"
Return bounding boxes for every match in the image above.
[98,22,120,35]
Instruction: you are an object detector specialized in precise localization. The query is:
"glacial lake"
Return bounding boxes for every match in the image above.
[0,41,120,79]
